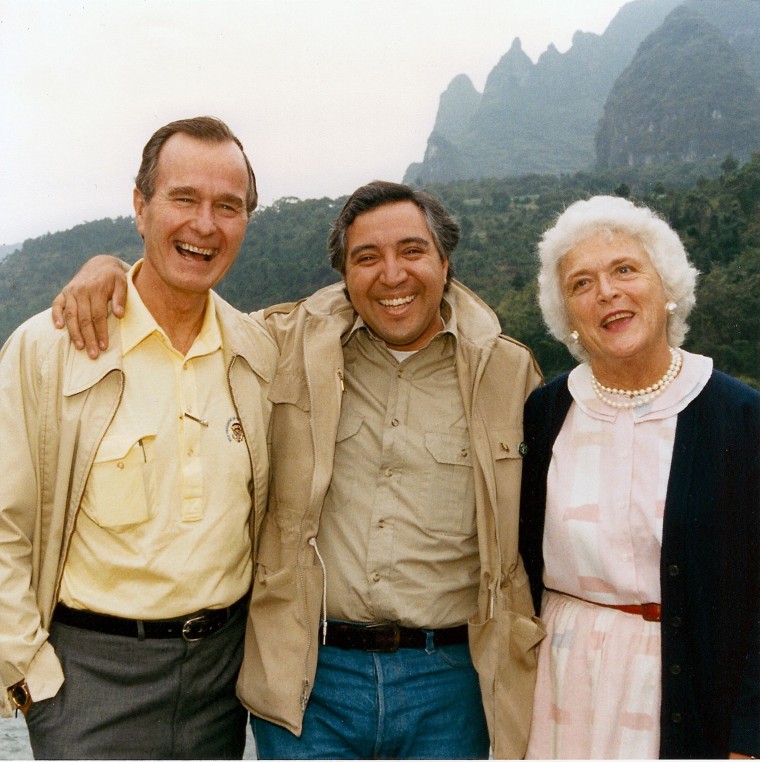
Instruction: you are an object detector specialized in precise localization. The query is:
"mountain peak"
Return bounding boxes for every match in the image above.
[404,0,760,185]
[596,3,760,168]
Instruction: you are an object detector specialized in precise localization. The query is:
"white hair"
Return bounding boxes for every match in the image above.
[537,195,699,362]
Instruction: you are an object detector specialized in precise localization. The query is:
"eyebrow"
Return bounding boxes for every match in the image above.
[348,236,431,260]
[167,186,198,197]
[563,255,634,281]
[167,186,245,208]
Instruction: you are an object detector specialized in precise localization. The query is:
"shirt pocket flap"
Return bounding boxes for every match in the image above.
[93,432,155,463]
[336,412,363,443]
[489,427,525,462]
[425,430,472,467]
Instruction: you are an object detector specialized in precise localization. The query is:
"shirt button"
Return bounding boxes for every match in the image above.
[667,564,680,576]
[372,572,380,582]
[384,468,393,477]
[391,418,399,427]
[378,519,386,528]
[460,448,468,458]
[669,663,682,675]
[117,462,125,470]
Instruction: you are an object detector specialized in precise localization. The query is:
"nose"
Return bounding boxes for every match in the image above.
[596,273,619,302]
[379,253,408,287]
[190,202,217,237]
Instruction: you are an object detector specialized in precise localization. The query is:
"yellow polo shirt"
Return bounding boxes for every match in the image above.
[59,263,253,618]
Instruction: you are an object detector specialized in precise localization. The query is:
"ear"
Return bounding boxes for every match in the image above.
[133,188,146,237]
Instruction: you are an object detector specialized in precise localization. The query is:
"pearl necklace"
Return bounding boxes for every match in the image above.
[590,347,682,409]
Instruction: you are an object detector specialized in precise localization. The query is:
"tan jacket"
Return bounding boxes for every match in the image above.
[239,281,545,758]
[0,296,277,716]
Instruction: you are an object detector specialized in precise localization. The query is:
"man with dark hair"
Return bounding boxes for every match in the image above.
[0,116,277,758]
[51,180,544,759]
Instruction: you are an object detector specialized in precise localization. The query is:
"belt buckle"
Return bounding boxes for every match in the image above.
[364,622,401,652]
[641,603,661,622]
[182,614,210,642]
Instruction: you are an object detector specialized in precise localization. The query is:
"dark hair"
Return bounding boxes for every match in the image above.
[135,116,258,215]
[327,181,459,282]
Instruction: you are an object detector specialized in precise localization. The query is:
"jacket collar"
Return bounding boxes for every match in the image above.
[301,279,502,349]
[63,313,125,397]
[213,292,274,383]
[62,290,274,397]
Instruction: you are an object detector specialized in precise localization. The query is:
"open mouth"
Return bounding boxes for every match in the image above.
[601,311,633,328]
[379,295,416,308]
[176,241,216,262]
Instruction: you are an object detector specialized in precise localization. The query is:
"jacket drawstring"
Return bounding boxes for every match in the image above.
[308,537,328,645]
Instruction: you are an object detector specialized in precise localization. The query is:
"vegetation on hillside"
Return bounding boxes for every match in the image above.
[1,154,758,388]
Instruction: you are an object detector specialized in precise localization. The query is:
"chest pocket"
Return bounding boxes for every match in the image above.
[321,412,364,514]
[267,370,310,411]
[267,369,313,511]
[423,430,476,535]
[81,432,155,530]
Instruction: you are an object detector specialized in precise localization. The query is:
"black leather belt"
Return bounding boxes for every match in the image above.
[324,621,469,653]
[53,596,247,642]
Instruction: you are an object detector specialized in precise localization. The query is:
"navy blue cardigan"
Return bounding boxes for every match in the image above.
[519,369,759,759]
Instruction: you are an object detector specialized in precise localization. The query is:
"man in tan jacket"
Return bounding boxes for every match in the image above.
[52,181,544,759]
[0,116,277,759]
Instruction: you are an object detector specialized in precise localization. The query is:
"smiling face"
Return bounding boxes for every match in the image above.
[133,132,250,311]
[560,230,672,385]
[343,201,449,351]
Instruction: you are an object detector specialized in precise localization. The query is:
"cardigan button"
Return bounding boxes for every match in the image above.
[667,564,680,576]
[669,663,682,675]
[671,712,683,723]
[670,616,682,628]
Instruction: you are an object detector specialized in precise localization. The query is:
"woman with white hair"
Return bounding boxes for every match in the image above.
[519,195,759,759]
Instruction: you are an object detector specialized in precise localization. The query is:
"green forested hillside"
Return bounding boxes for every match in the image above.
[1,156,758,387]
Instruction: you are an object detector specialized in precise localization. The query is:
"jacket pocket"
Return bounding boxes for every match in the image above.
[468,607,545,758]
[81,433,155,529]
[423,430,475,534]
[488,426,524,462]
[267,370,310,411]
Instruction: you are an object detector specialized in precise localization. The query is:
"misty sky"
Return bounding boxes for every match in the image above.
[1,0,630,245]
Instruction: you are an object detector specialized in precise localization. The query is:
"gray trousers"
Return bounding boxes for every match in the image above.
[25,606,247,759]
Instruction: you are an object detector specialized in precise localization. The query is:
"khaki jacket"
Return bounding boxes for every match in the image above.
[239,280,545,758]
[0,296,277,716]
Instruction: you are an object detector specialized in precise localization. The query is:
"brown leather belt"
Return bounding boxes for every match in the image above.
[548,589,661,622]
[324,621,469,652]
[53,596,247,641]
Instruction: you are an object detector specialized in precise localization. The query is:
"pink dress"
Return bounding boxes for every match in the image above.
[525,351,712,759]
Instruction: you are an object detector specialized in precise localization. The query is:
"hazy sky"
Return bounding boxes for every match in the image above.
[1,0,631,245]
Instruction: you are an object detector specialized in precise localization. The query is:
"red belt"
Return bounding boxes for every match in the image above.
[548,589,661,622]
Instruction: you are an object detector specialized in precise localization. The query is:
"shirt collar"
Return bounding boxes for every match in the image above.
[120,260,222,358]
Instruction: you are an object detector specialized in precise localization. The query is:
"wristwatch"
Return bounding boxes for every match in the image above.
[7,680,32,716]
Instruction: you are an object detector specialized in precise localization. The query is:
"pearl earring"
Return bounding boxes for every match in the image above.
[666,301,677,315]
[569,330,580,343]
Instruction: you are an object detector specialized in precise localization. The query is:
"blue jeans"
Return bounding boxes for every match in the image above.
[252,641,489,759]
